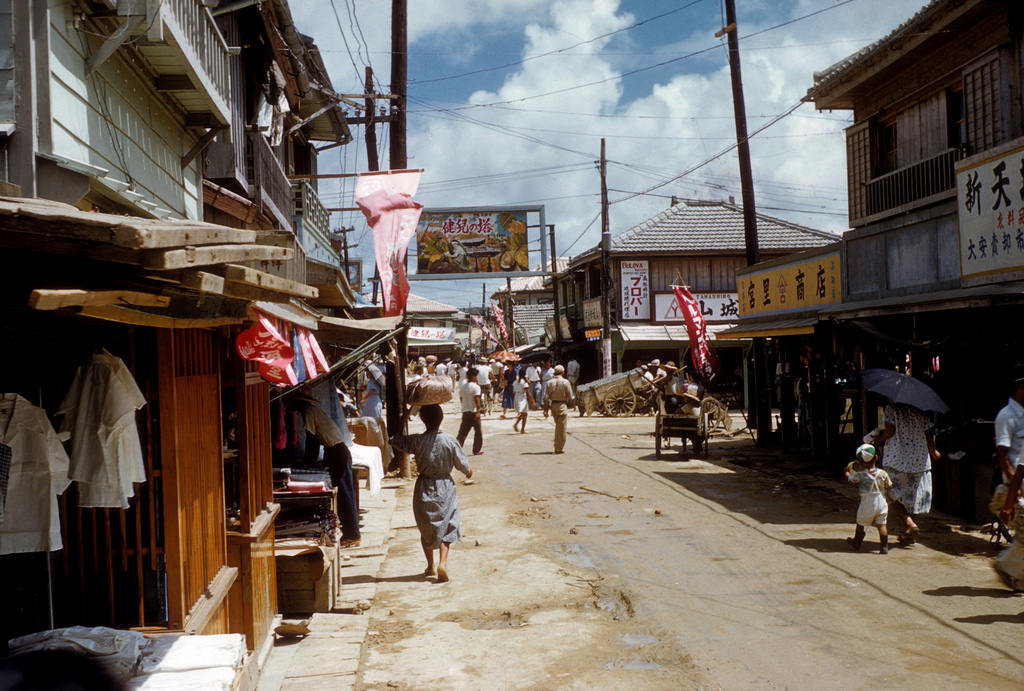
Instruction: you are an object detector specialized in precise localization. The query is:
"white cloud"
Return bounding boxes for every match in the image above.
[290,0,932,306]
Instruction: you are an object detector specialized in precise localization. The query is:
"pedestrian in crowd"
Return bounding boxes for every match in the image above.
[566,356,580,395]
[525,361,541,410]
[449,359,460,388]
[845,443,891,554]
[434,358,448,379]
[992,370,1024,590]
[456,366,483,455]
[390,404,473,582]
[540,358,555,418]
[867,399,940,546]
[360,361,384,418]
[477,361,492,415]
[501,362,516,419]
[512,369,536,433]
[544,364,575,453]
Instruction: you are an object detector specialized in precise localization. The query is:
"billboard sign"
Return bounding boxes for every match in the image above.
[620,260,650,320]
[654,292,739,323]
[416,210,529,274]
[956,142,1024,282]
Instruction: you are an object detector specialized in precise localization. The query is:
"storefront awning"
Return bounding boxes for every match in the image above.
[616,323,736,342]
[818,282,1024,320]
[717,316,818,339]
[317,315,403,346]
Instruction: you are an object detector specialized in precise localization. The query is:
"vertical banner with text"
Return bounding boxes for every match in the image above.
[619,260,650,320]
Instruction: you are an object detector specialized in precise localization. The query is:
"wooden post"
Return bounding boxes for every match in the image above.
[389,0,407,171]
[549,224,562,360]
[599,138,612,377]
[724,0,770,444]
[506,276,515,348]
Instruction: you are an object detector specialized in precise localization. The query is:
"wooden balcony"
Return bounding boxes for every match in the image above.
[246,133,292,231]
[292,180,340,267]
[125,0,232,125]
[858,148,962,224]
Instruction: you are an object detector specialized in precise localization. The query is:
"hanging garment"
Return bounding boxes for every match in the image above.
[57,351,147,509]
[0,393,71,554]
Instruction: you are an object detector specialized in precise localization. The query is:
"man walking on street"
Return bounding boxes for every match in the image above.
[457,366,484,455]
[993,370,1024,590]
[525,361,541,410]
[540,358,555,419]
[566,356,580,395]
[544,364,575,454]
[477,362,492,415]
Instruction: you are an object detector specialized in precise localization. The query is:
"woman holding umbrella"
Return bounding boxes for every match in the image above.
[862,369,945,546]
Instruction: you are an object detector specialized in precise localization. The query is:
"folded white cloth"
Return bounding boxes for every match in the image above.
[127,666,238,690]
[350,443,383,495]
[137,633,245,674]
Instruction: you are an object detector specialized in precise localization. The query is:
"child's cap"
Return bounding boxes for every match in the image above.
[855,443,876,463]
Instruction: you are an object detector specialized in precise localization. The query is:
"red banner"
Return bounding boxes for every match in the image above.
[490,301,509,345]
[673,285,720,386]
[236,314,297,386]
[355,171,423,316]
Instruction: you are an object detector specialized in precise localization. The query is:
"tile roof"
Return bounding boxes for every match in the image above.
[368,292,460,315]
[510,303,553,332]
[605,200,837,255]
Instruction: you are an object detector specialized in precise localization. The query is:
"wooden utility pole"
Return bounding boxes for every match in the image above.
[389,0,407,171]
[389,0,410,476]
[364,67,379,171]
[723,0,770,444]
[506,276,515,349]
[599,138,612,377]
[548,224,562,360]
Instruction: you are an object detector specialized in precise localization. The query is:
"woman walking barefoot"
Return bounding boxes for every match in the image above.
[512,371,536,434]
[390,404,473,581]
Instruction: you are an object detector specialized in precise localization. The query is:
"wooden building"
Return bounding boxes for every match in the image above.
[724,0,1024,508]
[557,198,836,394]
[0,0,364,669]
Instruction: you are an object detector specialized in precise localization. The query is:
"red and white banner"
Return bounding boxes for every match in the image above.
[471,314,501,348]
[490,301,509,344]
[673,285,721,385]
[236,313,297,386]
[355,171,424,317]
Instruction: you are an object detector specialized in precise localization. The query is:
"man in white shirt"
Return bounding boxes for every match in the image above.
[994,371,1024,590]
[540,358,555,419]
[434,360,448,378]
[566,357,581,394]
[476,363,492,414]
[525,362,541,410]
[456,367,484,454]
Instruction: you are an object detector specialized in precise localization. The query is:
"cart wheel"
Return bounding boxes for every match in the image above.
[602,389,635,416]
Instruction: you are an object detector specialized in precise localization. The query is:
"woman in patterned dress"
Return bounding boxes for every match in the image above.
[869,401,940,546]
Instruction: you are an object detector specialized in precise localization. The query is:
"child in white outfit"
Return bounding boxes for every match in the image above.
[845,443,892,554]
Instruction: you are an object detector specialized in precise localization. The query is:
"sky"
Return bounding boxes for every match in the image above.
[289,0,928,309]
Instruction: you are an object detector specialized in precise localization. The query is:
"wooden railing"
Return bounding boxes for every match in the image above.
[155,0,231,121]
[292,180,339,265]
[864,148,962,219]
[246,133,292,230]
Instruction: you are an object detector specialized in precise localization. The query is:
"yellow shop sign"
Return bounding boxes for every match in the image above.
[735,252,841,317]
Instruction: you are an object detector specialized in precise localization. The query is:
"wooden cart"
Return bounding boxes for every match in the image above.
[654,395,731,458]
[576,368,657,416]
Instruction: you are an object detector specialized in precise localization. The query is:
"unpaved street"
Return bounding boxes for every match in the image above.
[356,407,1024,689]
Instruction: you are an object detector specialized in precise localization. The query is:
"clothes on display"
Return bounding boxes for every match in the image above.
[57,351,147,509]
[0,394,71,554]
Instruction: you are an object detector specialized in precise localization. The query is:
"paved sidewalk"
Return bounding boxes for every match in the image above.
[257,476,407,690]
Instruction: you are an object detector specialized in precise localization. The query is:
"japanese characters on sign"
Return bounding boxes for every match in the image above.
[583,297,602,327]
[407,326,456,341]
[619,260,650,320]
[956,144,1024,280]
[735,251,841,317]
[416,210,529,274]
[653,292,739,323]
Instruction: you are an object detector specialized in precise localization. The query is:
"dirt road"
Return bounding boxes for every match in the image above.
[357,407,1024,689]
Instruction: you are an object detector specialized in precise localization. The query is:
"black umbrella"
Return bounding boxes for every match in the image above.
[859,369,949,414]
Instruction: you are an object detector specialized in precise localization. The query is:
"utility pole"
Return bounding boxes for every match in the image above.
[365,65,382,306]
[723,0,770,445]
[506,276,515,349]
[599,138,612,377]
[389,0,410,476]
[548,224,562,360]
[389,0,407,171]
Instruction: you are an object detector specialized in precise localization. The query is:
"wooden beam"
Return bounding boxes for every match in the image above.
[180,270,225,294]
[155,74,194,91]
[181,126,225,168]
[222,264,318,298]
[28,289,171,310]
[80,305,245,328]
[139,244,294,270]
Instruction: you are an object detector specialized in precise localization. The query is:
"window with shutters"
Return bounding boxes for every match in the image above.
[963,54,1001,154]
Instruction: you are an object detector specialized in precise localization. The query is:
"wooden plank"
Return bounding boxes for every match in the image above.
[180,270,226,294]
[79,305,244,328]
[157,329,186,630]
[29,289,171,310]
[222,264,318,298]
[140,244,293,270]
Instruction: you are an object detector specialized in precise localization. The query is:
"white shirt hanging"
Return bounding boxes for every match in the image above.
[58,351,147,509]
[0,393,71,554]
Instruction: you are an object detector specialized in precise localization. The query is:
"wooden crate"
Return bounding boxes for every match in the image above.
[275,546,338,614]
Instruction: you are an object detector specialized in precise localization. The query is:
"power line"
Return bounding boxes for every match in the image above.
[409,0,711,86]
